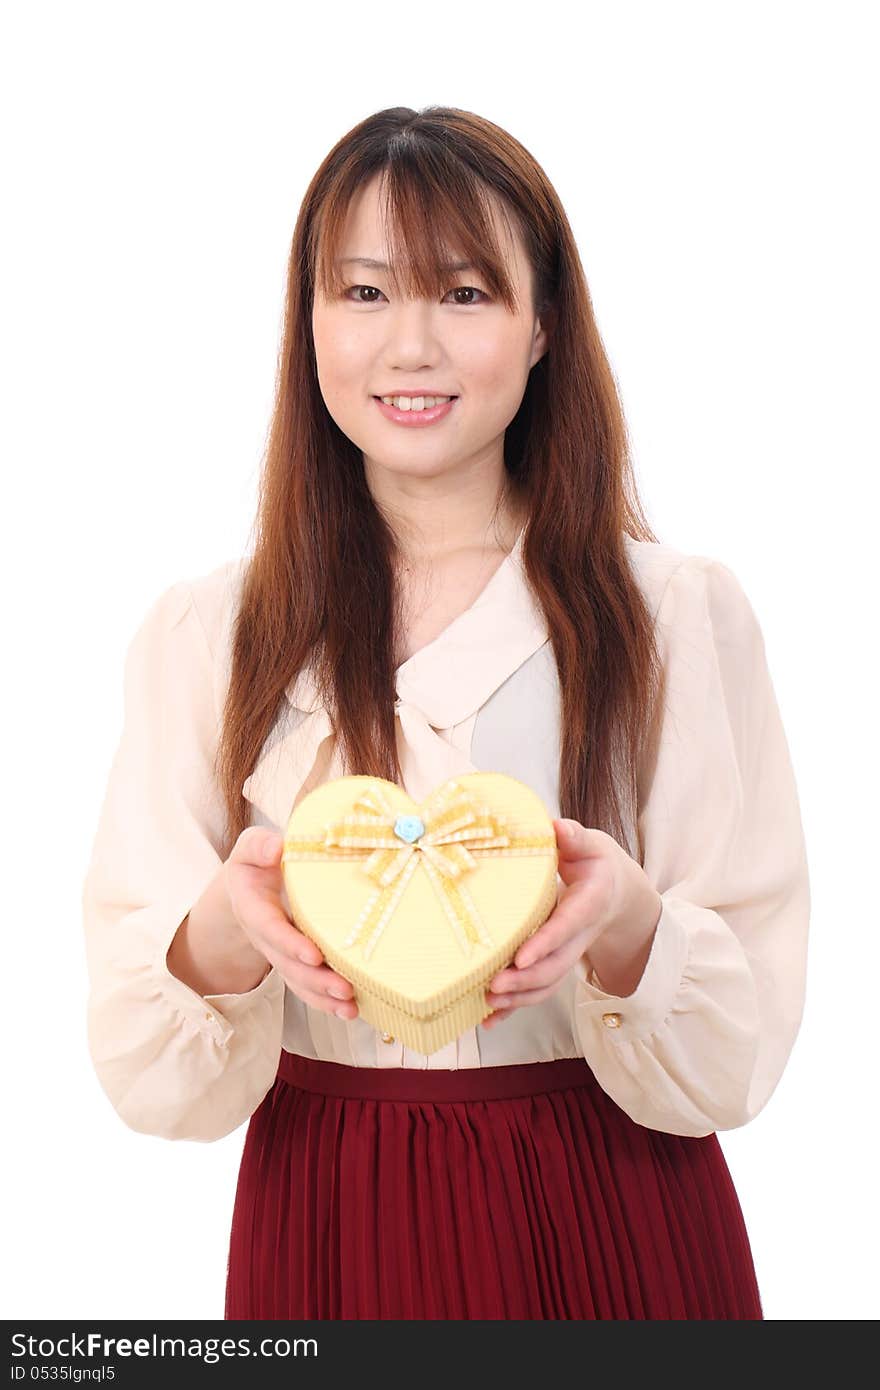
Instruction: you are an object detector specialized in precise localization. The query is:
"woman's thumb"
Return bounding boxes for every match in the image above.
[261,831,283,864]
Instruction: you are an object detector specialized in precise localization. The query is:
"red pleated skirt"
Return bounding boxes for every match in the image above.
[224,1049,763,1320]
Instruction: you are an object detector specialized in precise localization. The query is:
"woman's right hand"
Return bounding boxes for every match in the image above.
[223,827,358,1020]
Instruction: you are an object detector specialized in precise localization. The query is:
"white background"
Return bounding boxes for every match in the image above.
[3,0,877,1321]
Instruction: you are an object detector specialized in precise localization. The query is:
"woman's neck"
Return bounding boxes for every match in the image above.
[390,496,527,570]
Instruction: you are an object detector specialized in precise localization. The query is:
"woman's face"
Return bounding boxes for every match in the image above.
[311,174,549,492]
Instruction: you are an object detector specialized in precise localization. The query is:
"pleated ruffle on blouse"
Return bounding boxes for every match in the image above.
[224,1051,762,1320]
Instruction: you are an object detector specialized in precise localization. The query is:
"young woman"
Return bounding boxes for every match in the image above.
[82,105,810,1320]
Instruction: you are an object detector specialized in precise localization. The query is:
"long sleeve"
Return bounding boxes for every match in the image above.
[82,579,285,1142]
[571,556,811,1137]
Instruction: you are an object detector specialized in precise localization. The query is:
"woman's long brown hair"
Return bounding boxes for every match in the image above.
[214,105,665,864]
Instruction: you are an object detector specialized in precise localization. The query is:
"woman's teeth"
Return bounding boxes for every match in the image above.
[379,395,453,412]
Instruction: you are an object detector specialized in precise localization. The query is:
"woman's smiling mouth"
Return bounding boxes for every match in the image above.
[373,395,458,426]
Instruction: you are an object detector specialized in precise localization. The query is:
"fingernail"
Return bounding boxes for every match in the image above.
[263,835,280,862]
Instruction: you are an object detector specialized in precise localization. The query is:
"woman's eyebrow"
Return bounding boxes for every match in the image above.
[339,256,475,271]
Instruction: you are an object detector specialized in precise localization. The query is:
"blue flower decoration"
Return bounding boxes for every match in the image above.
[393,814,425,845]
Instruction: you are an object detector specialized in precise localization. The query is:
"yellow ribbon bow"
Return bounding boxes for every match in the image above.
[282,778,556,961]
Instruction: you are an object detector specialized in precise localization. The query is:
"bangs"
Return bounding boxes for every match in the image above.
[312,156,524,312]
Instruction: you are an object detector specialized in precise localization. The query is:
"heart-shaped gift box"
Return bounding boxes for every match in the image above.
[281,771,559,1053]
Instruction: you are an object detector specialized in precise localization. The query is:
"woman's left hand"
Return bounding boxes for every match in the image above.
[482,818,663,1029]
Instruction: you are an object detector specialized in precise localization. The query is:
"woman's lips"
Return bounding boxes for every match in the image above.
[373,396,458,426]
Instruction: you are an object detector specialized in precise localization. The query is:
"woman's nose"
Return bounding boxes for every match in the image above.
[382,299,444,351]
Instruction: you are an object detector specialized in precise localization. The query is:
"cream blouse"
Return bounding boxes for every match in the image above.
[81,530,811,1143]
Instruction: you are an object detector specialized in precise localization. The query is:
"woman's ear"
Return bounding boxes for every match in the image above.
[529,305,555,369]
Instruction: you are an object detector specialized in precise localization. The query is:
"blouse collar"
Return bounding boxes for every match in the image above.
[242,526,551,826]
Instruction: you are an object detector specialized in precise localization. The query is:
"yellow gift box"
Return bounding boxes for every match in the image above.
[281,772,559,1054]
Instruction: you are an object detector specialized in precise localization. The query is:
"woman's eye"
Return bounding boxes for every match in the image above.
[446,286,487,305]
[345,284,384,303]
[343,284,488,305]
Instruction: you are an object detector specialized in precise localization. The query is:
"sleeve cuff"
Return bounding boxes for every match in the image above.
[202,966,285,1029]
[149,890,283,1048]
[572,896,690,1043]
